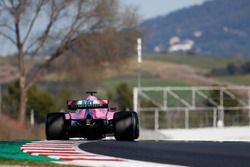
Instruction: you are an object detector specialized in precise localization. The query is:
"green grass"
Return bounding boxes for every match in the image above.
[0,140,86,167]
[215,75,250,86]
[0,158,80,167]
[146,54,241,71]
[0,140,55,162]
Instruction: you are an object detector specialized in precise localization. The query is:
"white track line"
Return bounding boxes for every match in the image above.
[23,143,73,146]
[31,153,96,156]
[22,150,78,153]
[22,147,75,150]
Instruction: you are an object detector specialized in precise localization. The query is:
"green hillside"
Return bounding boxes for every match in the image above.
[98,54,250,95]
[141,0,250,57]
[147,54,240,72]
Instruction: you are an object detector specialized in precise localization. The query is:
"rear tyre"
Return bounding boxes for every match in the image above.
[46,112,68,140]
[114,111,139,141]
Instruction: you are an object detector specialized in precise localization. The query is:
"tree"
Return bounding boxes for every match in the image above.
[58,27,140,89]
[116,83,133,110]
[2,80,58,123]
[0,0,139,124]
[112,83,157,111]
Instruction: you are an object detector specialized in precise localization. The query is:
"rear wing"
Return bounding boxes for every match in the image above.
[67,100,108,110]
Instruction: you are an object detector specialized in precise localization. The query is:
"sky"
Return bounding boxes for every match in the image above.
[1,0,208,56]
[121,0,208,20]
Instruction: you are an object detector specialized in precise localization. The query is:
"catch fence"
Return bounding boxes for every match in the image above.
[133,86,250,130]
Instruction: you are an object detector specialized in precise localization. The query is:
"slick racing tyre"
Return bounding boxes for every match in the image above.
[114,111,139,141]
[46,112,68,140]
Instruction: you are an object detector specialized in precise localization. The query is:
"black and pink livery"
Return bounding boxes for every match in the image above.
[45,92,139,140]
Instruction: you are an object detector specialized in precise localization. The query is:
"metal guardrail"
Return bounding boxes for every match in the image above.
[133,86,250,130]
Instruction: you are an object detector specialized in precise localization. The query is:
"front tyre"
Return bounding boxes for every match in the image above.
[46,112,68,140]
[114,111,139,141]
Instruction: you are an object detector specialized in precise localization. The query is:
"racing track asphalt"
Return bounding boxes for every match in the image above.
[79,140,250,167]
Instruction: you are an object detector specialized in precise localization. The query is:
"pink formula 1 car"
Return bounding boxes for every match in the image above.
[45,92,139,140]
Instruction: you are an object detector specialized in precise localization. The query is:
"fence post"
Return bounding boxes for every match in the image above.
[217,106,224,127]
[218,88,224,127]
[133,88,138,113]
[163,89,167,110]
[30,109,35,126]
[248,88,250,126]
[185,109,189,129]
[155,109,159,131]
[213,108,217,128]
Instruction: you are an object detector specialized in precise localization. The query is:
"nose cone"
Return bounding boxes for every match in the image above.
[87,95,97,100]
